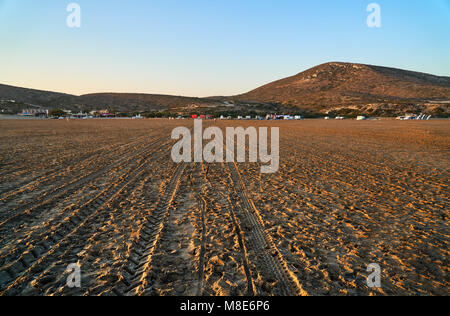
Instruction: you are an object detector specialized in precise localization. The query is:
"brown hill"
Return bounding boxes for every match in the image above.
[0,83,73,105]
[1,62,449,116]
[235,62,450,112]
[0,84,222,113]
[75,93,222,112]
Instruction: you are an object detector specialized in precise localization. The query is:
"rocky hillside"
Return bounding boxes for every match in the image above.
[1,62,449,116]
[235,62,450,115]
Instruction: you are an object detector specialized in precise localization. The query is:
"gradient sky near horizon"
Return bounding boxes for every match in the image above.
[0,0,449,97]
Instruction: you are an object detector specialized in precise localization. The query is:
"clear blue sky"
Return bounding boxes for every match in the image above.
[0,0,449,97]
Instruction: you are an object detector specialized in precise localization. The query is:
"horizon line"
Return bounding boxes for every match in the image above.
[2,61,450,99]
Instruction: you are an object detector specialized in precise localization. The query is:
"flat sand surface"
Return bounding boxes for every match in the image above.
[0,119,448,296]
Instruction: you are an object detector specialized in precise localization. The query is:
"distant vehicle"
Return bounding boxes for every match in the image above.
[294,115,303,120]
[335,116,345,120]
[324,117,330,120]
[396,113,431,121]
[357,116,367,121]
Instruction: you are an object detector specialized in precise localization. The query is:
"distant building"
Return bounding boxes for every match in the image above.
[21,109,49,117]
[101,113,116,118]
[95,109,115,118]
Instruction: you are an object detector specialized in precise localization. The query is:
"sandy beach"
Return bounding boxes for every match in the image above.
[0,119,448,296]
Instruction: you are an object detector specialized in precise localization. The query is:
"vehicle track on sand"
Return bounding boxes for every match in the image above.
[282,134,448,211]
[0,136,146,212]
[113,163,186,296]
[0,136,150,201]
[206,163,255,296]
[0,140,171,264]
[226,162,307,296]
[0,144,171,295]
[0,138,167,230]
[28,159,164,296]
[0,138,171,257]
[196,194,207,296]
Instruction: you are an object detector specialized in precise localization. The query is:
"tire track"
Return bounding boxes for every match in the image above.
[0,137,168,230]
[206,162,256,296]
[28,159,163,296]
[0,136,148,201]
[195,163,210,296]
[0,139,172,261]
[0,135,146,207]
[196,195,207,296]
[282,135,447,210]
[0,129,161,196]
[284,129,447,189]
[224,194,256,296]
[113,163,186,296]
[0,143,173,295]
[226,161,307,296]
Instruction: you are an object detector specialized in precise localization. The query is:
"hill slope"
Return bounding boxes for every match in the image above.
[0,83,74,104]
[235,62,450,113]
[0,84,223,113]
[1,62,449,116]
